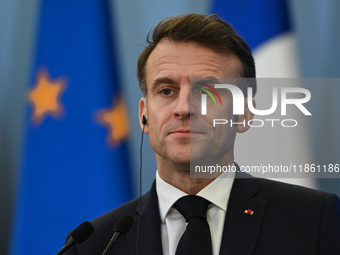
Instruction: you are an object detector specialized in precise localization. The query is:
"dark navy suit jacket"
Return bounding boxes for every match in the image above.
[64,171,340,255]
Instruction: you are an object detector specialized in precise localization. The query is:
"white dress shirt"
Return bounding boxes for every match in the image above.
[156,167,235,255]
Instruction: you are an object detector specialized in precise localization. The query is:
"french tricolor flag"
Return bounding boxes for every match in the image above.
[211,0,316,188]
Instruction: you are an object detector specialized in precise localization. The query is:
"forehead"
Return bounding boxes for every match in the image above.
[145,39,243,89]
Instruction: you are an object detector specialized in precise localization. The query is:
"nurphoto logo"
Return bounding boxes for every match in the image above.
[197,79,312,128]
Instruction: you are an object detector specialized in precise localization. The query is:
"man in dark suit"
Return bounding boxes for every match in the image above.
[65,14,340,254]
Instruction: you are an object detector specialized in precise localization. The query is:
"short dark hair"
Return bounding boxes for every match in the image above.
[137,14,256,97]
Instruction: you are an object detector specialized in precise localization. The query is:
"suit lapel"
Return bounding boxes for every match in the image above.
[124,169,265,255]
[126,181,163,255]
[219,170,266,255]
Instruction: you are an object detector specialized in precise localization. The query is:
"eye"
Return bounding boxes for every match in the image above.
[160,88,172,95]
[199,88,212,95]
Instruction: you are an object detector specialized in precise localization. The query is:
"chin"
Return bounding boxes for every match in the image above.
[189,145,211,160]
[166,150,191,165]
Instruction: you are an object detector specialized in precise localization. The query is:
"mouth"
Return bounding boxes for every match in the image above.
[169,129,204,137]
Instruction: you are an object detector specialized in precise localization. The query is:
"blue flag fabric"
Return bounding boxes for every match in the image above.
[211,0,291,50]
[10,1,132,254]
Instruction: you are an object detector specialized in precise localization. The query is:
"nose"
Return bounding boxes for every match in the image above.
[173,86,196,119]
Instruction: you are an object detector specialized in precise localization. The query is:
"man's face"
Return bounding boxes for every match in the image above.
[139,39,251,171]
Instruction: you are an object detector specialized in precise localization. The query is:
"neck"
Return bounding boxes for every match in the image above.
[158,169,216,195]
[157,156,234,195]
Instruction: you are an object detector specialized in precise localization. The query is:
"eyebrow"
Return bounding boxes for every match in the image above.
[196,77,224,84]
[151,77,176,91]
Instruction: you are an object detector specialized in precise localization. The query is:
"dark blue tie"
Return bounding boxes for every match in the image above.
[174,195,212,255]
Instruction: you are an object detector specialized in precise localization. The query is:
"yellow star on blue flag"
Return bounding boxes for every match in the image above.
[10,1,133,254]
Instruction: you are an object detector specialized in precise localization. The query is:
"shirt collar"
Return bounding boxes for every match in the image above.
[156,164,235,223]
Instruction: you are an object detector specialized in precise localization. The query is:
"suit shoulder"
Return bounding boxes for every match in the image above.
[89,181,157,239]
[255,177,327,196]
[91,196,140,231]
[252,177,339,209]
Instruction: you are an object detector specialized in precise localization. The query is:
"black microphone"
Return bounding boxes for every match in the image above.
[56,221,94,255]
[101,215,134,255]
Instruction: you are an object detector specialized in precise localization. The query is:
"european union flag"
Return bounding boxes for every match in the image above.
[10,1,133,254]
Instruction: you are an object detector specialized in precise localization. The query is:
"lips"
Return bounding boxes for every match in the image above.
[172,130,190,133]
[169,129,204,135]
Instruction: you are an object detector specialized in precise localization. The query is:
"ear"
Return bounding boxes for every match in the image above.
[139,97,149,134]
[237,98,255,133]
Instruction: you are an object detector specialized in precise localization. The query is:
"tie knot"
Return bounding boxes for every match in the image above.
[174,195,211,221]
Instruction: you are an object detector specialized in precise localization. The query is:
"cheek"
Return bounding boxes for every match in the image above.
[223,99,234,117]
[214,125,237,153]
[147,108,168,136]
[213,104,237,142]
[149,100,173,121]
[209,101,234,121]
